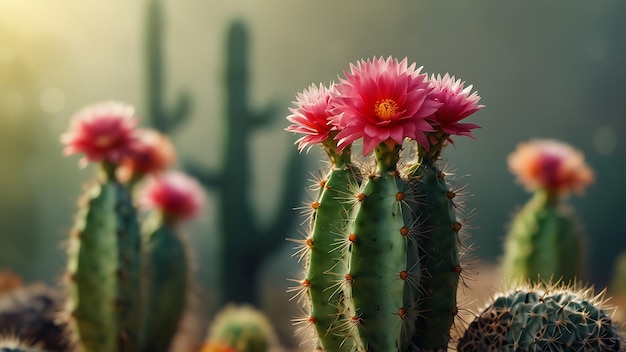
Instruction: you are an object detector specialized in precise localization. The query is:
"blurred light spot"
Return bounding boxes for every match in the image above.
[593,126,617,155]
[2,92,25,119]
[40,87,65,114]
[585,39,608,62]
[0,47,14,64]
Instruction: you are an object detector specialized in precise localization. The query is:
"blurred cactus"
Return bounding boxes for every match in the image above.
[611,251,626,295]
[204,304,281,352]
[138,171,205,352]
[144,0,191,133]
[503,139,594,285]
[187,20,305,305]
[0,284,74,352]
[457,282,624,351]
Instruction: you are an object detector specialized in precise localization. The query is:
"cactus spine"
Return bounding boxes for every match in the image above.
[457,283,624,352]
[139,215,189,352]
[301,141,361,351]
[407,136,462,351]
[67,164,142,352]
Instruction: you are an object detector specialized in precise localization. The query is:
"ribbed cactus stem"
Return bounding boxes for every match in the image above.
[67,165,142,352]
[139,215,188,352]
[503,189,585,285]
[348,143,415,351]
[407,135,461,351]
[304,140,360,351]
[67,180,120,352]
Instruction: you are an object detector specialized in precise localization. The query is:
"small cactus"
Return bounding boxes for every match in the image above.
[457,282,624,352]
[503,139,594,285]
[205,304,282,352]
[62,102,143,352]
[0,284,73,352]
[138,171,205,352]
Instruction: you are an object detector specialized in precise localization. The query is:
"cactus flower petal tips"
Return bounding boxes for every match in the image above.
[332,56,441,155]
[140,171,205,220]
[60,101,138,166]
[508,139,594,195]
[285,83,338,152]
[119,128,176,180]
[427,73,484,138]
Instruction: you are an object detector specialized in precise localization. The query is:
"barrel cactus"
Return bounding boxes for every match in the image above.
[458,282,624,352]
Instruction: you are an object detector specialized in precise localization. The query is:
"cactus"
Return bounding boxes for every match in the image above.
[0,337,48,352]
[457,283,624,351]
[503,139,594,285]
[205,304,281,352]
[66,171,142,352]
[138,171,205,352]
[187,20,305,305]
[0,284,74,352]
[62,102,144,352]
[144,0,191,133]
[286,59,483,351]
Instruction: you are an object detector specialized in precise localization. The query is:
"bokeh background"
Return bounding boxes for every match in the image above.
[1,0,625,348]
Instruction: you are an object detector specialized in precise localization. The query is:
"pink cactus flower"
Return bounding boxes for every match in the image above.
[508,139,594,195]
[140,171,205,220]
[118,129,176,181]
[331,56,441,155]
[285,83,337,152]
[427,73,484,138]
[61,101,138,166]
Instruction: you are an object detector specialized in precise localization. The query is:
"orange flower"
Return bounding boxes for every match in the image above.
[118,129,176,181]
[197,342,237,352]
[508,139,594,195]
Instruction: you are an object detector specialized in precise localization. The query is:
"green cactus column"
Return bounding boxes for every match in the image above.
[503,190,585,285]
[67,164,142,352]
[187,20,304,305]
[301,141,361,352]
[347,143,416,351]
[407,136,462,352]
[139,216,188,352]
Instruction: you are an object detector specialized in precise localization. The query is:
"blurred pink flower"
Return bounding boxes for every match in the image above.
[61,101,137,166]
[427,73,483,138]
[508,139,594,195]
[140,171,205,220]
[118,129,176,181]
[331,56,441,155]
[285,83,337,152]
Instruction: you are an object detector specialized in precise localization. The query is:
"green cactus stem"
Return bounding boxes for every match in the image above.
[67,165,142,352]
[406,134,462,351]
[502,190,585,285]
[457,284,624,351]
[144,0,191,133]
[301,140,360,352]
[139,215,189,352]
[347,143,416,351]
[186,20,305,305]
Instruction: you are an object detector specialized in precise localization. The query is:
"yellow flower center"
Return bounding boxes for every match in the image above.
[374,99,398,121]
[95,134,114,148]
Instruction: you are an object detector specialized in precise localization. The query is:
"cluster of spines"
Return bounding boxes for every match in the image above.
[457,282,624,352]
[291,150,472,351]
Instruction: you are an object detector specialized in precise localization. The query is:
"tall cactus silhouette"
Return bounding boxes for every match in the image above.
[187,20,305,305]
[144,0,191,133]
